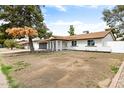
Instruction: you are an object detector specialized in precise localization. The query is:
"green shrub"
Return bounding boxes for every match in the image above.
[0,39,5,46]
[15,44,24,49]
[4,39,17,50]
[111,65,119,74]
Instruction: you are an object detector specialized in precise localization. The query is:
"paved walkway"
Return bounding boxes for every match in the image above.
[0,67,8,88]
[116,64,124,87]
[109,61,124,88]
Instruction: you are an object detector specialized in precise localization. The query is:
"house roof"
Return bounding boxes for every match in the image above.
[49,31,112,41]
[17,40,29,45]
[39,39,48,43]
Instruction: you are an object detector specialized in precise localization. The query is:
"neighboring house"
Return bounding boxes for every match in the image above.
[46,31,115,52]
[17,40,29,49]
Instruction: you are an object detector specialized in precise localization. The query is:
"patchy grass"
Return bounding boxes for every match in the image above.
[0,64,19,88]
[111,65,119,74]
[1,51,124,88]
[13,61,30,71]
[1,64,12,76]
[89,56,96,59]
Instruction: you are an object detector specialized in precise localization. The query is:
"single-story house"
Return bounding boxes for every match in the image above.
[46,31,115,52]
[18,30,124,53]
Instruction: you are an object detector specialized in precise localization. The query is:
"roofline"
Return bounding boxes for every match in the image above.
[103,31,116,41]
[48,37,105,41]
[110,32,116,41]
[47,31,112,41]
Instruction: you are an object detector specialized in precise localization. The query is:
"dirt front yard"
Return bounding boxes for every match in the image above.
[1,51,124,88]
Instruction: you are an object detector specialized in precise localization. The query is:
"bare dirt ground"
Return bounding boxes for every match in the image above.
[1,51,124,88]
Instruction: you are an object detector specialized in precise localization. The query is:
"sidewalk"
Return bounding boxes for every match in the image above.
[109,61,124,88]
[0,67,8,88]
[116,64,124,87]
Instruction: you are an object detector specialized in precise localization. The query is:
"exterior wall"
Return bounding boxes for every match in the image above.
[101,34,114,46]
[24,42,39,50]
[42,33,124,53]
[33,42,39,50]
[64,33,113,52]
[56,40,63,51]
[62,41,68,49]
[66,39,111,52]
[107,41,124,53]
[24,44,29,49]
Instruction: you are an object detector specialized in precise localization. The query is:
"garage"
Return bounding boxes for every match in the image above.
[39,43,47,49]
[39,40,48,49]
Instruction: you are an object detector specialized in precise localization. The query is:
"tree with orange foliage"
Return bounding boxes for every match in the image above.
[0,6,51,52]
[6,26,38,52]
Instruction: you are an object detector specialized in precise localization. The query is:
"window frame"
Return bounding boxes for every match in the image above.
[72,41,77,47]
[87,40,95,46]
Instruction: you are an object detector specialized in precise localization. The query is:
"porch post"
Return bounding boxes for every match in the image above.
[52,41,54,51]
[60,41,63,51]
[56,40,58,51]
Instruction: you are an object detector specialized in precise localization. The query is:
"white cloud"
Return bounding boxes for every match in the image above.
[47,20,108,36]
[104,5,115,9]
[77,5,115,9]
[51,20,82,25]
[54,5,66,12]
[77,5,99,9]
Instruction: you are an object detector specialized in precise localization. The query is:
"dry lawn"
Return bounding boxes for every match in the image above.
[1,51,124,88]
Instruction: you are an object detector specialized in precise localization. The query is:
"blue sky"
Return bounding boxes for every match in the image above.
[41,5,114,35]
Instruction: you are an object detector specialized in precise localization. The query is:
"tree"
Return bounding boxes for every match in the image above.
[38,23,52,39]
[0,24,12,46]
[6,26,38,38]
[0,5,49,52]
[102,5,124,40]
[4,39,17,50]
[6,26,38,50]
[68,25,75,36]
[0,32,5,46]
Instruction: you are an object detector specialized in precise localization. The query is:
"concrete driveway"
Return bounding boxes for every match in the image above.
[0,48,30,54]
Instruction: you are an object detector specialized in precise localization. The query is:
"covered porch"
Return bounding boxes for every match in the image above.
[47,40,67,51]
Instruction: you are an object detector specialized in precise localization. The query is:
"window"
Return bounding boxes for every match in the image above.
[72,41,77,46]
[87,40,95,46]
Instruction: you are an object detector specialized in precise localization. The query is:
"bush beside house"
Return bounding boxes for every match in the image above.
[4,39,17,50]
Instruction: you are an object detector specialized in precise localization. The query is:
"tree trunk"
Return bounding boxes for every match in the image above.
[28,36,34,52]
